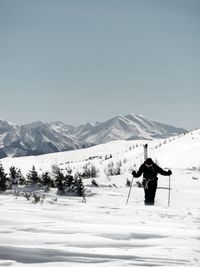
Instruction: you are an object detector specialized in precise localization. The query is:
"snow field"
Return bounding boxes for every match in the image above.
[0,169,200,267]
[0,129,200,266]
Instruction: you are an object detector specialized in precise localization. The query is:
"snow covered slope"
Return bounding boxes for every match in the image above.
[0,159,200,266]
[0,129,200,267]
[1,128,199,176]
[1,169,200,267]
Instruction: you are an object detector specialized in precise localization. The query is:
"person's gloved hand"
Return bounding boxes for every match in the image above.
[167,170,172,175]
[132,170,137,177]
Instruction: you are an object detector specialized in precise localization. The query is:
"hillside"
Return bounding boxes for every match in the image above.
[1,128,199,176]
[0,129,200,267]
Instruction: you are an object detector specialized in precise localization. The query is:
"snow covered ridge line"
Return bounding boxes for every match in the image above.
[1,128,200,178]
[0,114,187,158]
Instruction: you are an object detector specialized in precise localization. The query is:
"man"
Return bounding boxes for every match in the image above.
[132,158,172,205]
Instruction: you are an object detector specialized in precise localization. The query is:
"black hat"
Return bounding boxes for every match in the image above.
[145,158,154,166]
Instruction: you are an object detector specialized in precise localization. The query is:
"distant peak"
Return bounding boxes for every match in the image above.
[137,114,145,118]
[124,113,147,120]
[0,119,17,127]
[23,121,45,128]
[85,121,100,127]
[50,121,67,126]
[86,122,95,127]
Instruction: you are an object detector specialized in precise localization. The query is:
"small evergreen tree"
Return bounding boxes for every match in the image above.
[9,166,26,187]
[74,177,85,196]
[26,166,41,186]
[8,166,26,189]
[0,164,8,191]
[52,165,85,196]
[41,171,53,190]
[65,175,73,187]
[17,169,26,185]
[53,166,65,193]
[9,166,18,186]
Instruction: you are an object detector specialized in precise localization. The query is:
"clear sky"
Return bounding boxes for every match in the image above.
[0,0,199,129]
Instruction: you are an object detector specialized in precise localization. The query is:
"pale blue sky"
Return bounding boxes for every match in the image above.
[0,0,199,129]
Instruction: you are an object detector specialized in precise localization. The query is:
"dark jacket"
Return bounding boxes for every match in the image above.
[134,162,169,180]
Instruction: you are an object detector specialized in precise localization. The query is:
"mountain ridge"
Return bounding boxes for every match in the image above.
[0,114,187,158]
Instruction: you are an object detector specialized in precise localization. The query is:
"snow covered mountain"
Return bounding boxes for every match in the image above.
[0,120,82,158]
[76,114,186,143]
[0,114,186,158]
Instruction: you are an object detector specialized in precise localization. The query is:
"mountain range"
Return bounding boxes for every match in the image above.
[0,114,186,158]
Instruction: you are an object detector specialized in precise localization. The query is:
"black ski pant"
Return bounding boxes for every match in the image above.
[142,179,157,205]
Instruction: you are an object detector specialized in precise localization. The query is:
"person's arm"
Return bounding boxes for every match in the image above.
[132,164,144,178]
[155,164,172,176]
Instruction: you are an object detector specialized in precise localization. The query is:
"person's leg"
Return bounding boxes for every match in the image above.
[144,189,153,205]
[144,181,157,205]
[143,180,151,205]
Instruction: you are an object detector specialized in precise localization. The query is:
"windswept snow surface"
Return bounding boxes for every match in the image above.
[0,170,200,267]
[0,130,200,266]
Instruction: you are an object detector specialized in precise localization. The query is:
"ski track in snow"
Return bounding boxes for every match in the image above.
[0,170,200,267]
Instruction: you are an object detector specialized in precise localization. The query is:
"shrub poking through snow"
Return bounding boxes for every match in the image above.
[126,179,131,187]
[136,181,143,188]
[104,161,122,177]
[91,179,99,187]
[81,163,99,178]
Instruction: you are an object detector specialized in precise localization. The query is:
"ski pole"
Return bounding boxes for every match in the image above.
[126,176,134,205]
[168,175,171,207]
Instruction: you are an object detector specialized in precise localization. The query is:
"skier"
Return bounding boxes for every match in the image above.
[132,158,172,205]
